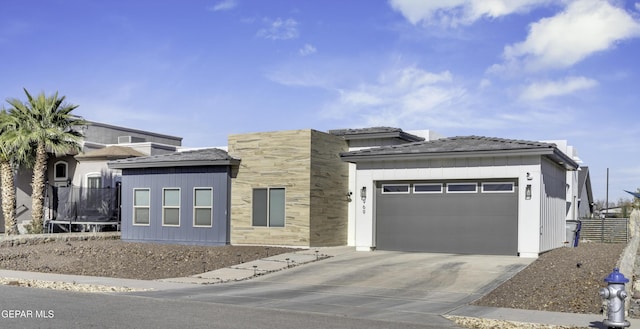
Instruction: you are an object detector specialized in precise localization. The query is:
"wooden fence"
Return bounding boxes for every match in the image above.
[579,218,629,243]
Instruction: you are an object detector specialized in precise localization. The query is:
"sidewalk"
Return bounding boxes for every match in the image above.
[448,304,640,328]
[159,246,352,284]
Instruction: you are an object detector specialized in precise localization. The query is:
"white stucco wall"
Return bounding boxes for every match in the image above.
[349,155,548,258]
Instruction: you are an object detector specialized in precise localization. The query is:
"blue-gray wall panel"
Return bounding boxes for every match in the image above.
[120,166,230,246]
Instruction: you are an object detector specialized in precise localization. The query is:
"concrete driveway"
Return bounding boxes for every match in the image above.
[140,248,533,327]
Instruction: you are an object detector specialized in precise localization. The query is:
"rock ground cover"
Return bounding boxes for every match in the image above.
[0,239,299,280]
[473,242,626,314]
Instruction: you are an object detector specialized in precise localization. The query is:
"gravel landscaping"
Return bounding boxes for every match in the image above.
[473,242,626,314]
[0,239,299,280]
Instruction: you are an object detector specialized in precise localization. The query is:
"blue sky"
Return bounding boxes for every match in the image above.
[2,0,640,204]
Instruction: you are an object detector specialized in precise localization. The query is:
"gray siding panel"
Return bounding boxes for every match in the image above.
[120,166,230,245]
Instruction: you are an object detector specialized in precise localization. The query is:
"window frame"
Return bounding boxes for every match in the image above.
[86,173,102,189]
[54,161,68,181]
[252,187,286,228]
[162,188,181,227]
[481,182,515,193]
[193,187,213,228]
[413,183,443,194]
[381,184,411,194]
[446,183,478,194]
[132,188,151,226]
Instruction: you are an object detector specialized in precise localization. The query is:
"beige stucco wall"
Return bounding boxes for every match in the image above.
[228,129,348,247]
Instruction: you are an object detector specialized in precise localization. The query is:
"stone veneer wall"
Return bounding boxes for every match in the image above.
[229,130,313,246]
[228,129,349,247]
[309,130,349,246]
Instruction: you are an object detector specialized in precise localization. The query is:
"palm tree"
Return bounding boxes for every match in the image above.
[5,89,86,233]
[0,110,20,235]
[0,109,35,235]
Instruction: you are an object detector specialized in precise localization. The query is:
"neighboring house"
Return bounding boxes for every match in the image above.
[108,148,239,246]
[339,136,579,257]
[577,166,594,219]
[227,129,349,247]
[0,120,182,233]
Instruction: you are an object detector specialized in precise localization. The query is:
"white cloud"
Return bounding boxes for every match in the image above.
[299,43,317,56]
[320,66,472,127]
[497,0,640,72]
[208,0,237,12]
[388,0,552,27]
[257,18,299,40]
[520,76,598,101]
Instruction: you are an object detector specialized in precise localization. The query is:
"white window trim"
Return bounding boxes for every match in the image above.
[446,183,478,194]
[86,172,102,188]
[54,161,68,181]
[381,184,410,194]
[481,182,515,193]
[193,187,213,228]
[413,183,443,194]
[133,188,151,226]
[162,188,181,227]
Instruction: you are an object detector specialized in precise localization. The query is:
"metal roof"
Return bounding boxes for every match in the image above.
[107,148,239,169]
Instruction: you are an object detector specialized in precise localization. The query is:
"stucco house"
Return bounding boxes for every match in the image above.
[104,126,588,258]
[5,117,588,258]
[0,120,182,233]
[339,136,580,257]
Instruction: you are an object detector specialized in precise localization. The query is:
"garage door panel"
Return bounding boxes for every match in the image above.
[375,181,518,255]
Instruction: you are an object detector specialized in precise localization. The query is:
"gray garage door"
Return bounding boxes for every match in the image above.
[375,180,518,255]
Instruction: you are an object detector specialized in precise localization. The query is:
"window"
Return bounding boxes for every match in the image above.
[381,184,410,194]
[414,184,443,194]
[163,188,180,226]
[252,188,285,227]
[54,161,68,180]
[87,174,102,189]
[446,183,477,193]
[194,188,213,227]
[133,189,150,225]
[482,182,515,193]
[86,173,102,209]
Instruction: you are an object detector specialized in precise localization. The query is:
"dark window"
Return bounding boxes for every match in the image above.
[382,184,410,194]
[447,183,477,193]
[55,162,67,179]
[414,184,443,193]
[482,182,515,193]
[252,188,285,227]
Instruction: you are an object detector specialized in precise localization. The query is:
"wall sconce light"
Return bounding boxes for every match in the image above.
[360,186,367,202]
[525,184,532,200]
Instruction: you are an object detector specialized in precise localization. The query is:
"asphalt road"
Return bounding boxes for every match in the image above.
[0,285,459,329]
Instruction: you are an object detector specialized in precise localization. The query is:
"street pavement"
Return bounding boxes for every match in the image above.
[0,246,636,328]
